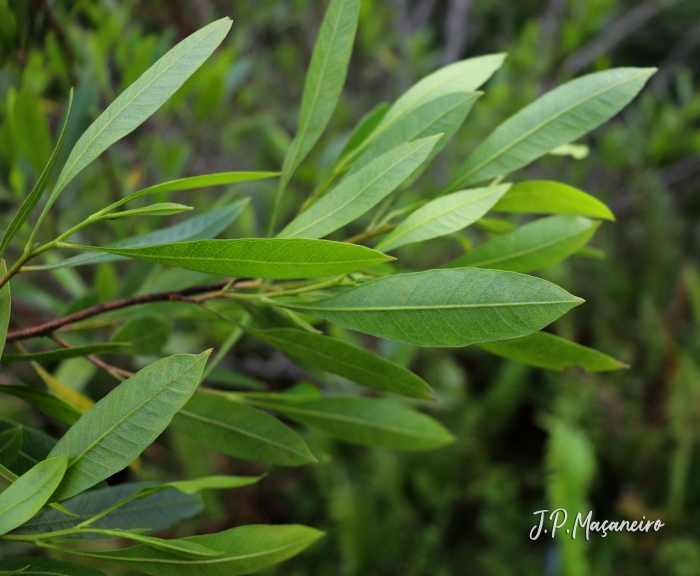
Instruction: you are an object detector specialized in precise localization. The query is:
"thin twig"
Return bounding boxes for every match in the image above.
[50,334,134,380]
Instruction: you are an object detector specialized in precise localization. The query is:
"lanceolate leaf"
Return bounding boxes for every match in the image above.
[478,331,628,372]
[0,386,83,425]
[0,428,22,468]
[0,456,67,535]
[0,261,9,362]
[0,419,56,475]
[0,91,72,258]
[49,351,210,501]
[102,173,277,213]
[334,103,390,167]
[245,327,433,399]
[62,239,392,279]
[281,0,360,188]
[25,201,249,271]
[377,184,510,251]
[279,136,441,239]
[173,395,316,466]
[58,524,324,576]
[0,559,107,576]
[35,18,233,231]
[2,342,128,363]
[17,482,202,537]
[100,203,193,219]
[287,268,583,347]
[444,215,600,273]
[448,67,656,189]
[247,396,454,450]
[347,92,480,176]
[492,181,614,220]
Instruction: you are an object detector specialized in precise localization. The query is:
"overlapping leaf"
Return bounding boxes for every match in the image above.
[444,215,600,272]
[173,395,315,466]
[63,239,391,279]
[377,184,510,251]
[0,418,56,475]
[245,327,433,399]
[448,67,655,189]
[0,386,83,425]
[287,268,582,346]
[0,427,22,469]
[0,559,107,576]
[2,343,127,363]
[478,332,628,372]
[49,351,210,501]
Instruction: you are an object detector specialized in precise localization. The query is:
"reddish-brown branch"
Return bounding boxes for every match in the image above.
[7,280,237,343]
[50,334,135,379]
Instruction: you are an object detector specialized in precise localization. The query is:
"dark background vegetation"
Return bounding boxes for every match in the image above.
[1,0,700,574]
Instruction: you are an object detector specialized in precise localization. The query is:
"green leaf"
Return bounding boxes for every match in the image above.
[0,386,83,425]
[102,173,275,213]
[0,91,72,258]
[0,427,22,468]
[448,67,656,189]
[478,331,628,372]
[333,103,389,168]
[172,395,316,466]
[0,261,9,362]
[287,268,583,347]
[492,181,614,220]
[101,203,193,219]
[58,524,324,576]
[377,184,510,251]
[444,215,600,273]
[549,143,589,159]
[247,395,454,450]
[279,136,441,239]
[112,318,170,355]
[245,327,432,399]
[0,419,56,475]
[2,342,128,363]
[0,559,107,576]
[28,201,248,271]
[36,19,233,231]
[381,54,505,126]
[17,482,202,537]
[280,0,361,189]
[347,92,480,177]
[0,456,68,535]
[48,351,210,501]
[100,531,223,559]
[62,239,392,279]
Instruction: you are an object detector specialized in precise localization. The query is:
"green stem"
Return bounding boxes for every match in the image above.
[265,275,346,298]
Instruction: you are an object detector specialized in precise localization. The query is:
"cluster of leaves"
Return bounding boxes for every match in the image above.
[0,0,656,574]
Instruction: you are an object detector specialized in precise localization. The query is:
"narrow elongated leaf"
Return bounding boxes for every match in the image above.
[102,531,222,559]
[0,419,56,475]
[173,395,315,466]
[0,456,67,535]
[281,0,360,188]
[63,239,392,279]
[37,19,232,229]
[478,331,628,372]
[492,181,614,220]
[448,68,655,189]
[0,559,107,576]
[245,327,432,399]
[101,203,193,219]
[103,173,276,213]
[0,262,8,362]
[2,343,128,363]
[348,92,480,176]
[49,351,210,501]
[0,428,22,467]
[382,54,506,126]
[18,482,202,537]
[444,215,600,272]
[0,91,72,258]
[377,184,510,251]
[247,396,454,450]
[287,268,583,347]
[279,136,440,239]
[0,386,83,425]
[59,524,323,576]
[334,103,389,167]
[26,200,249,271]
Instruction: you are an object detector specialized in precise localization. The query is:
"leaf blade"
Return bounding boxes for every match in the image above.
[2,343,128,363]
[0,261,9,362]
[0,559,107,576]
[0,386,83,425]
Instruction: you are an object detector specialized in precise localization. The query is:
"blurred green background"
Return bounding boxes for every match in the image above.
[1,0,700,574]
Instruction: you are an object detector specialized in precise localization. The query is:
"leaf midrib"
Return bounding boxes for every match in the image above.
[457,71,649,186]
[296,300,579,313]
